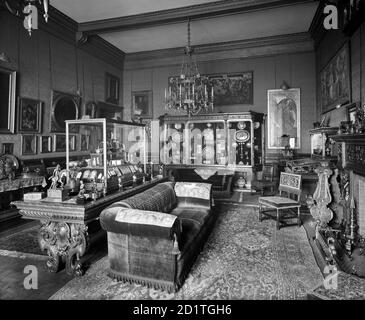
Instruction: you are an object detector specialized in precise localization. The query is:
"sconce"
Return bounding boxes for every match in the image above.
[1,0,49,36]
[0,52,10,63]
[280,81,290,90]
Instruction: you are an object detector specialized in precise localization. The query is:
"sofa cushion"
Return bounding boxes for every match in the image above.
[101,207,180,239]
[174,182,212,209]
[170,207,211,227]
[107,182,177,213]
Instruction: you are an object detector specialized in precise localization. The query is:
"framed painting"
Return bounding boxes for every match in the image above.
[105,73,120,105]
[267,88,301,149]
[21,134,37,155]
[347,102,360,123]
[80,134,90,151]
[17,97,42,133]
[320,43,351,114]
[39,136,52,153]
[69,134,77,151]
[53,134,66,152]
[2,143,14,154]
[82,101,97,119]
[0,67,16,133]
[208,72,253,106]
[132,90,153,119]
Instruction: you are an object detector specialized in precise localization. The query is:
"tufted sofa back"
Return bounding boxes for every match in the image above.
[107,181,177,213]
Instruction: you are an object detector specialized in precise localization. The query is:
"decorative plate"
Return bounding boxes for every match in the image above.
[171,132,182,143]
[235,130,250,143]
[237,122,246,130]
[203,146,215,160]
[82,170,91,179]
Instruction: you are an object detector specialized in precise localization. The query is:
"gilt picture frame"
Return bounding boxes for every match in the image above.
[267,88,301,149]
[105,73,120,105]
[17,97,42,133]
[21,134,37,155]
[0,67,16,134]
[132,90,153,119]
[320,43,351,114]
[39,136,52,153]
[208,72,253,106]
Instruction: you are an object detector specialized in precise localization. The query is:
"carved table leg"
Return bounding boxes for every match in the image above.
[39,220,89,276]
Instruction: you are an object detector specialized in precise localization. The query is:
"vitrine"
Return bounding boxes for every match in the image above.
[160,112,265,190]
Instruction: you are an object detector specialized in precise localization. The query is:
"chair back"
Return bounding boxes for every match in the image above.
[261,165,274,182]
[278,172,302,200]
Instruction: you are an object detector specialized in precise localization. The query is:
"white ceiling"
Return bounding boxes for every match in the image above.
[51,0,319,54]
[52,0,220,23]
[101,2,318,53]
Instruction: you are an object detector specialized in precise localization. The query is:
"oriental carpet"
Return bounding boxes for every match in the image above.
[51,204,323,300]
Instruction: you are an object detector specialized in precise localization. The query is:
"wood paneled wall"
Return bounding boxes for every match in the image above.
[0,11,123,159]
[124,50,316,155]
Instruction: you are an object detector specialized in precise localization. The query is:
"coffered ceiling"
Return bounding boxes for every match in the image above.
[51,0,319,53]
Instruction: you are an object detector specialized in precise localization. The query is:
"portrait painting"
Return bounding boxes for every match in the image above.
[132,90,153,119]
[320,43,350,113]
[83,101,97,119]
[267,88,301,149]
[17,98,42,133]
[80,134,90,151]
[21,134,37,155]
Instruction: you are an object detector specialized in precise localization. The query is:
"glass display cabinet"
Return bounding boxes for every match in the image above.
[160,112,265,190]
[65,118,146,198]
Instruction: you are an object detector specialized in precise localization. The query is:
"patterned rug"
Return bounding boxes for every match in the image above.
[50,204,323,300]
[0,223,44,256]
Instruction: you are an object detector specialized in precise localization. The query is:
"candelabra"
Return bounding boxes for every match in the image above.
[164,19,214,116]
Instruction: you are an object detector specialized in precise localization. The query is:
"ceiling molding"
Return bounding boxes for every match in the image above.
[308,0,326,48]
[79,0,317,35]
[124,32,314,70]
[2,5,125,69]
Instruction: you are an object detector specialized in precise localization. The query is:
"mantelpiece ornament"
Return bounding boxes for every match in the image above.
[39,220,88,276]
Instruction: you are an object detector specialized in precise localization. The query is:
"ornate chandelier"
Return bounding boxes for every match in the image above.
[2,0,49,36]
[164,19,214,116]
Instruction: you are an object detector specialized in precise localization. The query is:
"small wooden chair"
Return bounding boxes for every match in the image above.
[258,172,302,230]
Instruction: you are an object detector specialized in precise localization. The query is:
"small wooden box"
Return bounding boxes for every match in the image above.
[47,188,69,201]
[24,192,45,201]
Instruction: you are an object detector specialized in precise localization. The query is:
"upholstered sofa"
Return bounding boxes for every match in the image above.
[99,181,215,292]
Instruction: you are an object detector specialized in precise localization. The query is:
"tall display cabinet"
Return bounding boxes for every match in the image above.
[159,112,265,191]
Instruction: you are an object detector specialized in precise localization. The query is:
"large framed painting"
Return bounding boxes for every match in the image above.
[267,88,301,149]
[320,43,351,114]
[0,67,16,133]
[132,90,153,119]
[17,97,42,133]
[209,72,253,106]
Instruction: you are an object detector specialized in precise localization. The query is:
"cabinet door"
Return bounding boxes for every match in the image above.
[228,120,252,166]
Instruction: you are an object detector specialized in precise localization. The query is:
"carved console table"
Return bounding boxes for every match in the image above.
[12,178,166,276]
